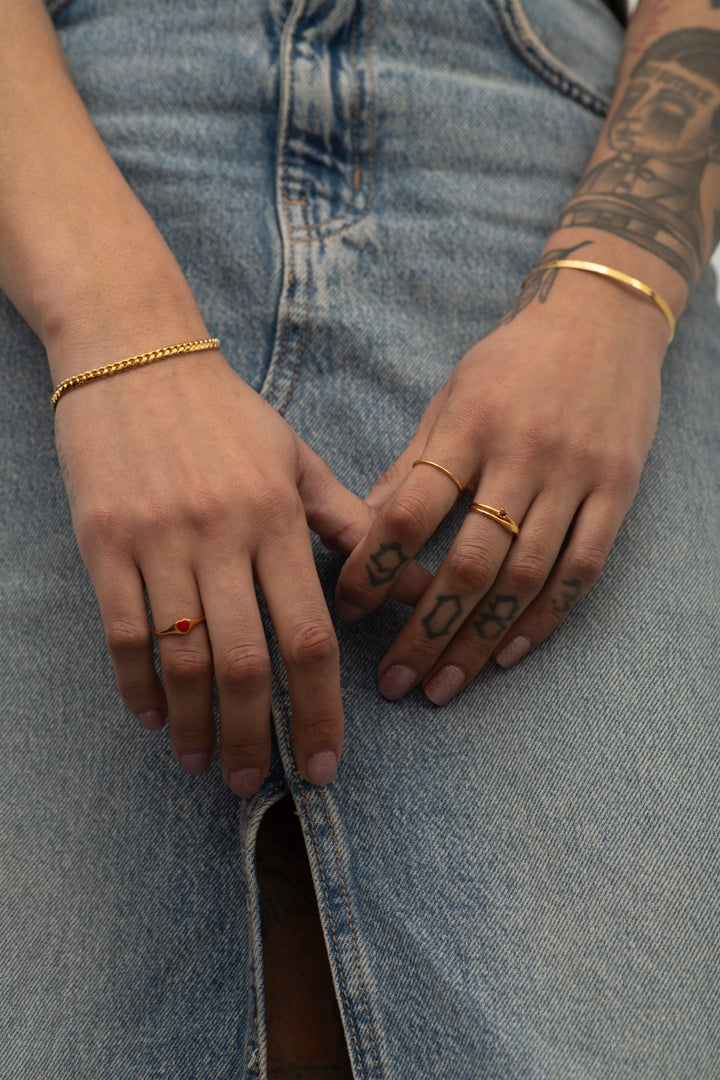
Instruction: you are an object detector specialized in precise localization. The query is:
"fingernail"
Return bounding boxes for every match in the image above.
[378,663,417,701]
[306,750,338,786]
[177,751,212,775]
[424,665,466,706]
[495,635,532,669]
[136,710,166,731]
[335,599,366,622]
[229,768,264,799]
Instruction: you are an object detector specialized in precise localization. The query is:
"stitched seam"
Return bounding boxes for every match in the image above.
[287,0,376,240]
[272,686,366,1076]
[489,0,610,118]
[277,202,312,417]
[244,775,286,1080]
[319,786,382,1079]
[272,676,384,1079]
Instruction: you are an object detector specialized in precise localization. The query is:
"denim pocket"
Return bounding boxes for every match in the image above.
[490,0,624,116]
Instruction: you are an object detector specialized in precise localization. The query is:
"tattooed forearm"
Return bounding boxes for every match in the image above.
[500,241,592,324]
[557,29,720,290]
[421,595,464,640]
[474,594,519,641]
[365,541,409,586]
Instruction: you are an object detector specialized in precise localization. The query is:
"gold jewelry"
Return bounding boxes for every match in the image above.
[412,459,464,496]
[467,502,520,538]
[153,616,207,637]
[50,337,221,410]
[524,259,675,343]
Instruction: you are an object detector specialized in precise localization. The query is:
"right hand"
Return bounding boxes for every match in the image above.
[54,347,383,797]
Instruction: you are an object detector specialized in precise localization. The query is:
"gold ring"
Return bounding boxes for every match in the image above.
[412,459,464,496]
[153,616,207,637]
[467,502,520,538]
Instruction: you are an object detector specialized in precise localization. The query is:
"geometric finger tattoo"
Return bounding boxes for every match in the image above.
[474,594,520,641]
[366,541,410,586]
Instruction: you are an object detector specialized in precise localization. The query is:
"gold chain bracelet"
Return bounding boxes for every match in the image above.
[523,259,675,343]
[50,336,221,410]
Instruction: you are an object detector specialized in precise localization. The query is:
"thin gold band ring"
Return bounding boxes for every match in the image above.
[412,459,464,496]
[153,616,207,637]
[467,502,520,538]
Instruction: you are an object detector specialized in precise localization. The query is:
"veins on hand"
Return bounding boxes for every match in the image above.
[365,541,409,586]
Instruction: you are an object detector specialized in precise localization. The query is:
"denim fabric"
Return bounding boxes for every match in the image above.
[2,1,719,1077]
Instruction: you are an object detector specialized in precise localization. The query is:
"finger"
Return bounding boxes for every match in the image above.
[256,519,344,788]
[147,569,215,775]
[376,478,534,701]
[296,440,434,608]
[420,489,580,703]
[334,450,469,618]
[196,559,273,799]
[493,490,625,670]
[89,552,167,730]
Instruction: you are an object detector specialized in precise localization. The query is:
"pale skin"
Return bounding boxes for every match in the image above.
[1,1,719,797]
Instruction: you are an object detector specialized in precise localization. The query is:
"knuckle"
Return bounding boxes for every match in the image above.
[603,451,642,498]
[445,542,494,592]
[505,551,548,596]
[222,734,268,760]
[219,642,270,688]
[568,545,606,586]
[300,714,342,743]
[383,491,431,545]
[76,501,122,551]
[162,646,212,683]
[247,483,301,533]
[105,619,150,656]
[287,620,338,668]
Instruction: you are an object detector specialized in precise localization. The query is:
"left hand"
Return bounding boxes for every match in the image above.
[334,274,667,705]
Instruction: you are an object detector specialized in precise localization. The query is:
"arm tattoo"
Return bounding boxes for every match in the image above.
[556,29,720,290]
[500,241,592,325]
[365,541,409,586]
[421,594,464,640]
[474,594,519,641]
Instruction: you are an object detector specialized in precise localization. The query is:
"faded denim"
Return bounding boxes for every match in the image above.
[2,1,719,1076]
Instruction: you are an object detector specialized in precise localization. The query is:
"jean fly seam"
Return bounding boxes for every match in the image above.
[489,0,611,117]
[272,674,383,1079]
[277,204,313,418]
[318,785,383,1079]
[285,0,376,239]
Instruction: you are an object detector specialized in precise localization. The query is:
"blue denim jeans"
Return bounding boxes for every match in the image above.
[2,1,719,1076]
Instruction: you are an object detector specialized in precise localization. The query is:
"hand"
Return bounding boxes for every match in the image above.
[55,349,376,796]
[335,276,666,705]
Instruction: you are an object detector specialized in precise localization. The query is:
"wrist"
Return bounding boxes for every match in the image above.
[39,246,209,386]
[537,229,688,330]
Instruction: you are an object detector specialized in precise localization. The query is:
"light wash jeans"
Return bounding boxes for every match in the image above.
[2,1,719,1076]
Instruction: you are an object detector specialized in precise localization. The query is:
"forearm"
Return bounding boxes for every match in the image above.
[536,0,720,331]
[0,0,207,384]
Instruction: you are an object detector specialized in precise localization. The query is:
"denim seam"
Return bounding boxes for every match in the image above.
[284,0,376,239]
[273,679,383,1079]
[270,200,313,417]
[489,0,611,118]
[244,776,287,1080]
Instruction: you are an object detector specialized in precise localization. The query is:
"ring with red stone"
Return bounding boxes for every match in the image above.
[153,615,207,637]
[466,502,520,538]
